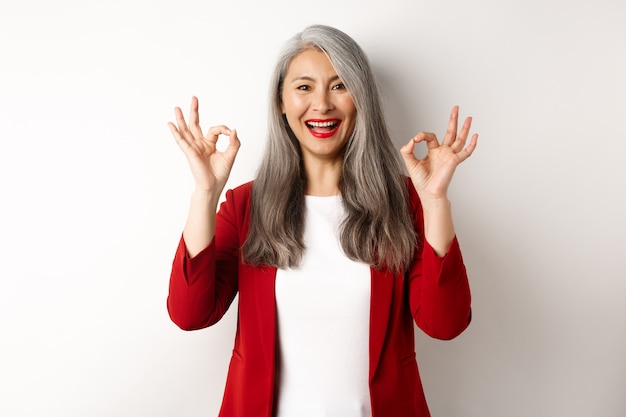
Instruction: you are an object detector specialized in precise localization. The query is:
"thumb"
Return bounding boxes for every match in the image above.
[400,138,418,164]
[224,128,241,160]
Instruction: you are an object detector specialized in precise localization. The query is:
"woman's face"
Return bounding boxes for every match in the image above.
[281,49,356,166]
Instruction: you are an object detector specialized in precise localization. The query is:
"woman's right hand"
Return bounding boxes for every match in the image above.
[168,96,241,196]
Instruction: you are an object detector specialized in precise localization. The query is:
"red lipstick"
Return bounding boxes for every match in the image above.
[305,118,341,139]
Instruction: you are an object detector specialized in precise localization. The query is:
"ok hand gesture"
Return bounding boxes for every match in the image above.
[168,96,241,195]
[400,106,478,203]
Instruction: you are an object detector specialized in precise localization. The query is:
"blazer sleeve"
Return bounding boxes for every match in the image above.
[166,187,244,331]
[406,186,472,340]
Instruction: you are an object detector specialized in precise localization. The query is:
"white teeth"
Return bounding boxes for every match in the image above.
[307,121,338,128]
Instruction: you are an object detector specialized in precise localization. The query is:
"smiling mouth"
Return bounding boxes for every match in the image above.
[305,119,341,138]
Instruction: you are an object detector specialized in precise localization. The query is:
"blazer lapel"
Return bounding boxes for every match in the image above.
[251,265,278,375]
[369,268,394,381]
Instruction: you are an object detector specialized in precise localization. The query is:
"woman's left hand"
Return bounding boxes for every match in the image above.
[400,106,478,203]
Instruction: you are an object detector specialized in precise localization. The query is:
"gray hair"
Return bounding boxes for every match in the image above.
[242,24,417,273]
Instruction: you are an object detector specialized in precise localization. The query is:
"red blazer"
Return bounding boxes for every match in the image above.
[167,181,471,417]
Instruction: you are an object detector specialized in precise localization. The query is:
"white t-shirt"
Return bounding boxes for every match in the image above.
[274,195,372,417]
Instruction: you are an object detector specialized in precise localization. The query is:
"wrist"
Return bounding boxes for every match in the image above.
[191,188,221,208]
[421,198,455,257]
[420,196,451,213]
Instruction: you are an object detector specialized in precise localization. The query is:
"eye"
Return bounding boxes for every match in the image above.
[297,85,310,91]
[332,82,346,90]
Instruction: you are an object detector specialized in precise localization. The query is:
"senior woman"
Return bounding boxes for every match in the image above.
[167,24,477,417]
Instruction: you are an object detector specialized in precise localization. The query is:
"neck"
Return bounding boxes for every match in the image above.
[303,159,342,196]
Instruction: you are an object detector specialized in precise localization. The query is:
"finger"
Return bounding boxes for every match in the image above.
[167,121,181,140]
[206,125,233,142]
[451,116,472,153]
[188,96,204,139]
[223,128,242,160]
[400,138,420,168]
[457,133,478,161]
[400,136,417,157]
[168,121,193,152]
[229,128,241,148]
[442,106,459,146]
[413,132,440,150]
[174,106,191,136]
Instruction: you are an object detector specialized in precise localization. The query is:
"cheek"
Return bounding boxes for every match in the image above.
[281,93,305,116]
[344,104,357,133]
[341,96,356,118]
[281,98,301,131]
[344,102,357,123]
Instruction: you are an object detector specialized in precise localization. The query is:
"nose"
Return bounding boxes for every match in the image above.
[312,90,335,113]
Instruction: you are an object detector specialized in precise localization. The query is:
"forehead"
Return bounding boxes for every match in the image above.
[284,48,337,80]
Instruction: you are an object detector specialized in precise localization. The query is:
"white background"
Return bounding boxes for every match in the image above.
[1,0,625,416]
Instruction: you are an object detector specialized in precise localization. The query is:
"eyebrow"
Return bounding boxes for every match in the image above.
[289,74,341,83]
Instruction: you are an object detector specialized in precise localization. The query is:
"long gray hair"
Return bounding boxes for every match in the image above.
[242,24,417,273]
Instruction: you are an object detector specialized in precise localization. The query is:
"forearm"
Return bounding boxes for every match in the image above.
[409,237,471,340]
[183,189,221,257]
[421,197,456,257]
